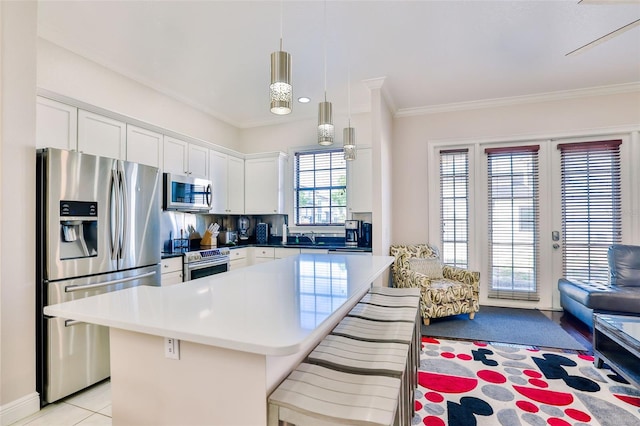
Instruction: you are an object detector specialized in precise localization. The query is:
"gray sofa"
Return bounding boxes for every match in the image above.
[558,244,640,329]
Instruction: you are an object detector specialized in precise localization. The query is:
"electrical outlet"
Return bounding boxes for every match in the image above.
[164,337,180,360]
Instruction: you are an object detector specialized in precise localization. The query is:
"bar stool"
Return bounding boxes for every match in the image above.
[361,289,422,394]
[307,331,410,425]
[326,315,416,424]
[268,362,401,426]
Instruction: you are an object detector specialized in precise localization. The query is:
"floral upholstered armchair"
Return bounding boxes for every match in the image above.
[389,244,480,325]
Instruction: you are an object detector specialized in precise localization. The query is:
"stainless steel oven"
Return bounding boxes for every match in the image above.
[183,247,231,281]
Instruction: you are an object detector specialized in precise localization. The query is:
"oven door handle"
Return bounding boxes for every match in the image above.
[186,258,230,271]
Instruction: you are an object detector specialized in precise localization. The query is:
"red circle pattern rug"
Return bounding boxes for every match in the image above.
[416,338,640,425]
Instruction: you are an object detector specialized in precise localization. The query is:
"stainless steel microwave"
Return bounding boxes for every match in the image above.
[163,173,212,212]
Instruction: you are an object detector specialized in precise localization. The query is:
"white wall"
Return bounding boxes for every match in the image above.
[37,39,241,151]
[239,112,371,155]
[0,2,39,424]
[392,90,640,245]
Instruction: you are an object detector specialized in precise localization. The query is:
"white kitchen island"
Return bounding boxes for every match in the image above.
[44,253,394,425]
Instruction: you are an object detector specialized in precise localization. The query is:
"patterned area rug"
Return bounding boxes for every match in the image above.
[415,338,640,425]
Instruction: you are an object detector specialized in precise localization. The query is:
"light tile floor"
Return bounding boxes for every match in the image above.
[11,380,111,426]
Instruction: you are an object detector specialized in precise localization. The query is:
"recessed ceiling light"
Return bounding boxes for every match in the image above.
[298,97,310,103]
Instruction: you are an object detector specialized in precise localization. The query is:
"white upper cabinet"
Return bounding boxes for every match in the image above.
[78,110,126,159]
[163,136,209,178]
[188,144,209,179]
[36,97,78,150]
[163,136,188,174]
[348,147,372,213]
[210,151,245,214]
[244,152,287,214]
[227,156,245,214]
[126,125,163,168]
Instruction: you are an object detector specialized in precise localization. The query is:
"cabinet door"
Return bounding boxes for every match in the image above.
[245,156,284,214]
[78,110,126,159]
[275,248,300,258]
[188,144,209,179]
[161,271,184,286]
[348,147,372,213]
[209,151,228,214]
[36,97,78,150]
[227,156,245,214]
[126,125,163,168]
[163,136,188,174]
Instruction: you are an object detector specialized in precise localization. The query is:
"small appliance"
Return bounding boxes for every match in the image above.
[218,230,238,245]
[256,223,269,244]
[345,220,360,247]
[237,216,250,240]
[163,173,212,212]
[360,222,372,248]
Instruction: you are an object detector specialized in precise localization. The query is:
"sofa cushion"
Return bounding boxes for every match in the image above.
[608,245,640,287]
[558,278,640,314]
[408,258,443,279]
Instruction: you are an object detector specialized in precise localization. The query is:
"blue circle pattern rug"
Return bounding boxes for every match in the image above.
[415,338,640,425]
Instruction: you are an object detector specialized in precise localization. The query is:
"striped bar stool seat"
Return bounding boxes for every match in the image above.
[369,286,421,298]
[268,362,401,426]
[328,316,416,425]
[348,301,420,393]
[307,334,409,426]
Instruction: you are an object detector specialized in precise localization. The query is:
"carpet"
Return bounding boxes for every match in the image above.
[421,306,586,351]
[415,338,640,426]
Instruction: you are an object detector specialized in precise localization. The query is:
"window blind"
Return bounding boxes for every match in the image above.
[294,150,347,225]
[559,140,622,282]
[486,145,540,301]
[440,149,469,268]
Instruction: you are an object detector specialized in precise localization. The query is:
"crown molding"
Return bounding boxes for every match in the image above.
[395,82,640,118]
[362,77,397,115]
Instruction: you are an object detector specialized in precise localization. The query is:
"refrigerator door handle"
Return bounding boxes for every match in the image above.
[64,319,83,327]
[109,168,120,260]
[64,270,157,293]
[118,168,129,260]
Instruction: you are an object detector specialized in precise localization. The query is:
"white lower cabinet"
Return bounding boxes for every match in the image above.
[253,247,275,264]
[161,257,183,286]
[275,248,300,259]
[300,248,329,254]
[229,248,249,270]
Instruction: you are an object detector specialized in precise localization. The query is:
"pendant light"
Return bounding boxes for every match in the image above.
[318,1,333,145]
[270,1,292,115]
[343,63,356,160]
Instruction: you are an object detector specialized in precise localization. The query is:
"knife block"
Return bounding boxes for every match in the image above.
[200,230,216,247]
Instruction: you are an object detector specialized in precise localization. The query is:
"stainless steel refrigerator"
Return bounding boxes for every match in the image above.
[36,148,161,404]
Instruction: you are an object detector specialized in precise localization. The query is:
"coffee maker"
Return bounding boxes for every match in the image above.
[360,222,372,248]
[345,220,360,247]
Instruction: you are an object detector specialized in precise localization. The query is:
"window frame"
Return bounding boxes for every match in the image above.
[293,148,348,226]
[486,144,541,301]
[558,140,623,283]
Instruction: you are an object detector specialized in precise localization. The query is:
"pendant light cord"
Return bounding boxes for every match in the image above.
[323,0,327,101]
[279,0,284,51]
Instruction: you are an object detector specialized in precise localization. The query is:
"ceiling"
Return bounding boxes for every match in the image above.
[37,1,640,129]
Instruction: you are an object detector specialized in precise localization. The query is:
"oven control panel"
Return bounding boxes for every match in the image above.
[185,248,231,263]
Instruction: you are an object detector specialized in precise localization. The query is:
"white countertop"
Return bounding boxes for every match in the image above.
[44,254,394,356]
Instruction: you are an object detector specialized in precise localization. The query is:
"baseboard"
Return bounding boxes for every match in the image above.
[0,392,40,426]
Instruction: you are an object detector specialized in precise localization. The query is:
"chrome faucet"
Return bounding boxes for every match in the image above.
[304,231,316,244]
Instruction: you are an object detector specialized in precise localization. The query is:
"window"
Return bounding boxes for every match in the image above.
[440,149,469,268]
[294,150,347,225]
[559,140,622,282]
[486,145,540,301]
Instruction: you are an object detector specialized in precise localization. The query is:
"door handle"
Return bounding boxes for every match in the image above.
[65,270,157,292]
